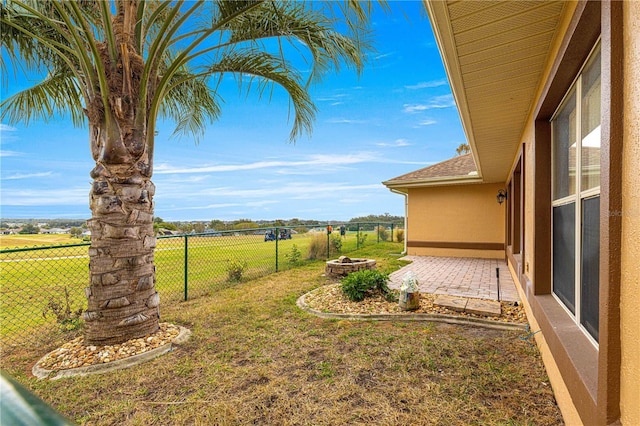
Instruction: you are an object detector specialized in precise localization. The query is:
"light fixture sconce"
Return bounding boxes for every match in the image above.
[496,189,507,205]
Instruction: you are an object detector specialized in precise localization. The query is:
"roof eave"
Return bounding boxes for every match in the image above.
[424,0,483,180]
[383,175,484,192]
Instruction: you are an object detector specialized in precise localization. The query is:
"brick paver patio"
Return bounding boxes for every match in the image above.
[388,256,520,302]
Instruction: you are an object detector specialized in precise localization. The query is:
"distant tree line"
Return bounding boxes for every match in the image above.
[348,213,403,226]
[1,219,87,229]
[4,214,403,236]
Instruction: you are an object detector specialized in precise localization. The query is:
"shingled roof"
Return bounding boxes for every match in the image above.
[383,153,479,190]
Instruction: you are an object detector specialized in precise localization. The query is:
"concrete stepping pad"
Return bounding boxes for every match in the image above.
[434,295,502,317]
[466,299,501,317]
[434,295,467,312]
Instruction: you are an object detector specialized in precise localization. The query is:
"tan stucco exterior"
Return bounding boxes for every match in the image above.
[406,183,505,259]
[521,0,578,290]
[512,3,639,424]
[387,2,638,422]
[620,2,640,424]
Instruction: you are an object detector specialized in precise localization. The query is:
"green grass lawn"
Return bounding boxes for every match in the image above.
[0,243,562,425]
[0,231,383,341]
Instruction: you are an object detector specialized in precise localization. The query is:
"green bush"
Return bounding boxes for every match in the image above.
[357,232,368,247]
[330,234,342,254]
[395,228,405,243]
[341,269,390,302]
[285,244,302,266]
[226,258,248,282]
[376,226,390,242]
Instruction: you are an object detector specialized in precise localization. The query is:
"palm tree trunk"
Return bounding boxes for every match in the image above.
[84,128,159,346]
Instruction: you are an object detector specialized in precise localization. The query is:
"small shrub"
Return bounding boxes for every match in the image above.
[356,232,368,247]
[329,234,342,255]
[395,228,405,243]
[285,244,302,266]
[42,288,83,331]
[376,226,390,242]
[307,233,328,260]
[226,258,248,282]
[341,269,390,302]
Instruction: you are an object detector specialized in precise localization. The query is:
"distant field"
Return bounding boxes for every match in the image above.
[0,234,79,248]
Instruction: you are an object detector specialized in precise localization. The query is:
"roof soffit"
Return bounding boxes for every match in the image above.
[425,0,566,183]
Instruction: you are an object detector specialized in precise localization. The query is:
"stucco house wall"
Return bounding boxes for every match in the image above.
[406,183,505,259]
[387,1,638,424]
[513,2,639,425]
[620,1,640,423]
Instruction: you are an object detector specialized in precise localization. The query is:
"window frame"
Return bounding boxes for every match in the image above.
[550,40,602,347]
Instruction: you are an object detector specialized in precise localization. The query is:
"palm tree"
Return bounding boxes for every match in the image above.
[1,0,372,345]
[456,143,470,155]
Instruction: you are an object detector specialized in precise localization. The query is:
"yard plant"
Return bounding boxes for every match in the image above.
[1,0,373,345]
[341,269,391,302]
[0,243,563,425]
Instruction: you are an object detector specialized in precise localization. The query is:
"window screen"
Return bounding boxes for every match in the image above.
[581,196,600,341]
[553,202,576,313]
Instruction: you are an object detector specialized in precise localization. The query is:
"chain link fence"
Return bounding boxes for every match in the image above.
[0,223,401,346]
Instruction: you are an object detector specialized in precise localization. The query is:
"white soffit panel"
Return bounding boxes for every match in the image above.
[427,0,566,182]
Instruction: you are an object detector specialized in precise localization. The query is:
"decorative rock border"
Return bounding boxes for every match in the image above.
[33,326,191,380]
[296,287,527,332]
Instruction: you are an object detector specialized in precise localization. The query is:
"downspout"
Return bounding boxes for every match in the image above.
[390,188,408,255]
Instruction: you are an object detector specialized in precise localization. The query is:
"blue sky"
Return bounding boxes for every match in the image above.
[0,2,465,222]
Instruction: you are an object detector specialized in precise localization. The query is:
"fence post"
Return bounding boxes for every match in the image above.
[357,223,360,250]
[377,222,380,243]
[275,227,279,272]
[184,234,189,301]
[326,224,330,260]
[391,223,394,242]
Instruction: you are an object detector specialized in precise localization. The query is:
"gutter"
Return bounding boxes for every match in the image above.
[382,174,482,189]
[390,188,408,255]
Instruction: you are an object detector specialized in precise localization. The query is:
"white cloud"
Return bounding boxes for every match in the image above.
[374,52,394,60]
[0,124,17,132]
[155,153,378,175]
[375,139,412,148]
[163,175,210,183]
[403,94,456,114]
[402,104,429,113]
[0,150,22,157]
[417,119,437,126]
[404,80,447,90]
[200,182,383,199]
[326,118,367,124]
[1,187,87,206]
[2,172,54,180]
[427,94,456,108]
[317,94,348,102]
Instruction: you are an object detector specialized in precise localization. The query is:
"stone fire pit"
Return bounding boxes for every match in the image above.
[325,256,376,278]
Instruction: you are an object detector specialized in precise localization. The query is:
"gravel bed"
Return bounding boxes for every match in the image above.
[35,322,181,371]
[304,284,528,324]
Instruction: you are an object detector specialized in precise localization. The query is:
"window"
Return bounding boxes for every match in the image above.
[551,43,601,343]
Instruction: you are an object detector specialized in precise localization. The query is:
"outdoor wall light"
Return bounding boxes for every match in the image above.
[496,189,508,205]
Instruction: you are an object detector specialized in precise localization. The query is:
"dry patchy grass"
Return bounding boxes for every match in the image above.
[1,244,562,425]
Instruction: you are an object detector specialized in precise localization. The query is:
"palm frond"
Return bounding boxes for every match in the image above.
[207,49,316,141]
[200,2,372,87]
[1,1,74,78]
[159,73,222,142]
[0,70,85,127]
